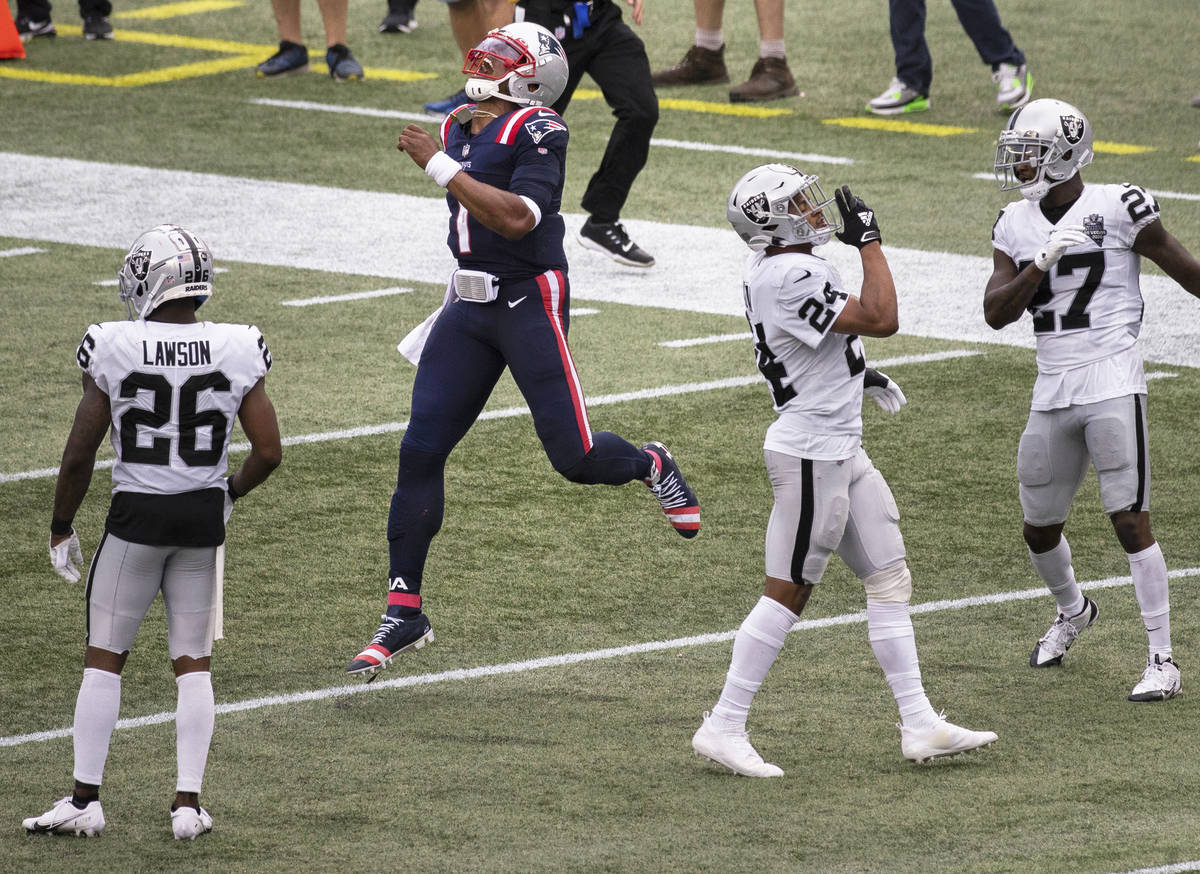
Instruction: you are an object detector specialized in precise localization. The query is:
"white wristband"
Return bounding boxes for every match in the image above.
[424,151,463,188]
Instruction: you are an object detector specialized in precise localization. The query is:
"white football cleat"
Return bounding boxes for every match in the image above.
[900,714,998,764]
[691,712,783,778]
[171,804,214,840]
[23,796,105,836]
[1128,654,1181,702]
[1030,598,1097,667]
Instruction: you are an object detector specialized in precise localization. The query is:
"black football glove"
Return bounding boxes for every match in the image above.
[834,185,882,249]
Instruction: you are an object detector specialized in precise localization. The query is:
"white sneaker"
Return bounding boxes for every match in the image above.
[899,713,997,764]
[171,804,213,839]
[23,796,106,836]
[866,76,929,115]
[691,712,783,778]
[1030,598,1097,667]
[1128,654,1181,702]
[993,62,1032,111]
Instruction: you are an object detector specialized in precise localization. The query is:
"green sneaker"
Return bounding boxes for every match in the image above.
[866,78,929,115]
[994,63,1033,112]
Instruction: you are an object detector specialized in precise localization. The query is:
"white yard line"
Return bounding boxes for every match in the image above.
[3,566,1197,749]
[248,99,857,166]
[281,286,412,306]
[1111,863,1200,874]
[0,246,46,257]
[0,350,975,484]
[5,153,1198,368]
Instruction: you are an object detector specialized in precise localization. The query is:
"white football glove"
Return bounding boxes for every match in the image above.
[223,477,236,525]
[864,368,907,414]
[1033,224,1090,272]
[49,530,84,583]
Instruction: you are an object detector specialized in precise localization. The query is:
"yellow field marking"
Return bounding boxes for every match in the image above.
[1093,140,1156,155]
[1187,154,1200,164]
[823,116,977,136]
[114,0,243,19]
[0,25,435,86]
[574,87,794,118]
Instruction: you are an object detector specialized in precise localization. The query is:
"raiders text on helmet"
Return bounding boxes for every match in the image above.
[727,163,842,250]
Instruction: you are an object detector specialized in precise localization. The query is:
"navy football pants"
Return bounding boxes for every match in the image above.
[386,270,651,603]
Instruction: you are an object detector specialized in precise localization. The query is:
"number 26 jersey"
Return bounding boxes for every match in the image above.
[991,182,1160,409]
[76,319,271,496]
[742,248,864,461]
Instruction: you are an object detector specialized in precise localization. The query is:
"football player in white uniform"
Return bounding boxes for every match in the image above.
[24,225,282,839]
[690,164,997,776]
[987,98,1200,700]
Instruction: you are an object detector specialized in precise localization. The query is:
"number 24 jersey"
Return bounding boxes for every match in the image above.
[76,319,271,496]
[742,248,865,461]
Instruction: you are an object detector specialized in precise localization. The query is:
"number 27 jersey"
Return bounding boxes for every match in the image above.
[76,319,271,496]
[742,249,865,461]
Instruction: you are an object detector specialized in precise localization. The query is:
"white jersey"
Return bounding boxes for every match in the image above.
[741,248,865,461]
[76,319,271,495]
[992,182,1159,409]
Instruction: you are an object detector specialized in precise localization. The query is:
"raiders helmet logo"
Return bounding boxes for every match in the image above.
[741,192,771,225]
[1060,114,1085,144]
[524,116,567,144]
[1083,213,1107,246]
[127,248,152,281]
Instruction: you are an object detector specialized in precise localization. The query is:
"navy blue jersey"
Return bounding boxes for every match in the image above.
[439,104,569,279]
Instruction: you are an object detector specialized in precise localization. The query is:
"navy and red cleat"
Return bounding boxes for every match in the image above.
[346,612,434,681]
[642,441,700,538]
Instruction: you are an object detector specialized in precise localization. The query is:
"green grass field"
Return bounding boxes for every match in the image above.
[2,1,1200,871]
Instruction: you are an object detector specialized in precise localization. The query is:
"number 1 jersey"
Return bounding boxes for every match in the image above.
[742,249,865,461]
[76,319,271,496]
[992,182,1159,409]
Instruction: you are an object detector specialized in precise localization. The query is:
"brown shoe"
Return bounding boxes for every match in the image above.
[729,57,799,103]
[651,44,730,86]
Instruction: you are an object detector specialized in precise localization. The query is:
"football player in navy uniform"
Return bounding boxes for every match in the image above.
[347,22,700,679]
[987,98,1200,700]
[690,165,996,776]
[25,225,282,839]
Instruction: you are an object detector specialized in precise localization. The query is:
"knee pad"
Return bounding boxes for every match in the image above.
[863,561,912,604]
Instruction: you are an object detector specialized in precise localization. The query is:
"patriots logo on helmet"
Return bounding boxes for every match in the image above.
[741,192,771,225]
[524,116,566,144]
[1083,213,1107,246]
[1060,115,1085,144]
[537,31,564,58]
[127,248,152,281]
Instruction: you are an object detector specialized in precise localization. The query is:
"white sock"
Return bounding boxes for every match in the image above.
[867,601,937,729]
[759,39,786,60]
[1030,537,1085,619]
[1128,541,1172,658]
[175,671,215,794]
[73,668,122,786]
[711,596,797,729]
[695,28,723,51]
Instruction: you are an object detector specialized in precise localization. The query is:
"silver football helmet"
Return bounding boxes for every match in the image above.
[462,22,569,107]
[117,224,214,319]
[994,98,1093,201]
[727,163,840,250]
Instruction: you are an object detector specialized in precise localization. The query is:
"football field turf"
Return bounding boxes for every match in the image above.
[2,1,1200,871]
